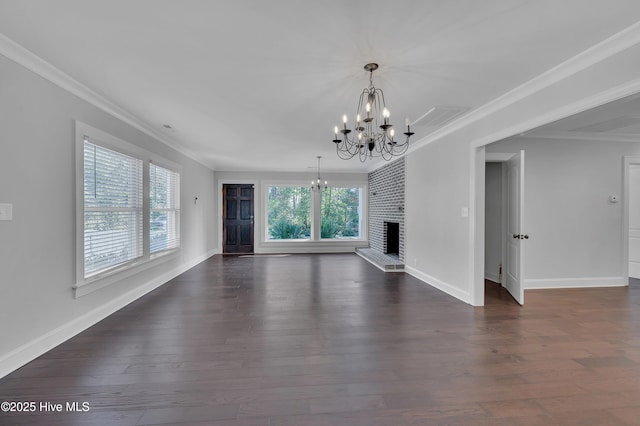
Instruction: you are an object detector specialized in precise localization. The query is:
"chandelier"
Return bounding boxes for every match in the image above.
[311,156,327,192]
[332,63,414,162]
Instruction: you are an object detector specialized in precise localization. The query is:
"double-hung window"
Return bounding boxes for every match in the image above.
[83,140,143,277]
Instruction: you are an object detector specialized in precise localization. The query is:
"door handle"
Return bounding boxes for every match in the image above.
[522,234,529,239]
[513,234,520,239]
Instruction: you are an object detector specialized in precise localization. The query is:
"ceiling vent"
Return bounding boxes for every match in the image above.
[412,106,469,128]
[569,115,640,132]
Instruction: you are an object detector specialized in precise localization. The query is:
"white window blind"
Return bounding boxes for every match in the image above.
[150,163,180,253]
[83,140,143,277]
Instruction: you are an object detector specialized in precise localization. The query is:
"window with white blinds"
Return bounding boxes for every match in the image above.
[83,140,143,277]
[150,163,180,254]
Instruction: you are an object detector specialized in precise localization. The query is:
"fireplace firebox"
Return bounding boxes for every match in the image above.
[384,222,399,256]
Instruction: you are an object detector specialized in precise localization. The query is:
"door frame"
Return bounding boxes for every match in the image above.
[623,156,640,283]
[217,179,259,254]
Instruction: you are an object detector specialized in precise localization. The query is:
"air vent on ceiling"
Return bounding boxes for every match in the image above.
[412,106,469,127]
[569,115,640,132]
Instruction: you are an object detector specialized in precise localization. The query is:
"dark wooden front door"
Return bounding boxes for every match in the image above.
[223,184,254,253]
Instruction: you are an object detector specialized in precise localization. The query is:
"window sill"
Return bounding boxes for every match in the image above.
[74,249,180,298]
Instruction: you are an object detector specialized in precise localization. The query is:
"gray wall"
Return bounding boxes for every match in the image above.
[0,54,217,377]
[367,158,405,261]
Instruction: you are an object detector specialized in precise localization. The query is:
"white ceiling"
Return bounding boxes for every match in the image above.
[2,0,640,172]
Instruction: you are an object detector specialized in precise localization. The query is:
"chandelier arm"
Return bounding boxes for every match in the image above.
[376,88,386,110]
[358,146,369,162]
[395,143,410,156]
[340,137,361,156]
[336,143,358,160]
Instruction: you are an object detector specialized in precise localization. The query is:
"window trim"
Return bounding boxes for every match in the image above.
[75,121,181,297]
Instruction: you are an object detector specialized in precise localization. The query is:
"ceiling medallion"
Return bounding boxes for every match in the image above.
[332,63,414,161]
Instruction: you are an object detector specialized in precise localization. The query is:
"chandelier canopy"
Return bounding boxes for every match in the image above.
[332,63,414,162]
[311,156,327,192]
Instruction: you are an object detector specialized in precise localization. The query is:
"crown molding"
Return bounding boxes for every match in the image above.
[396,20,640,163]
[0,33,212,170]
[519,130,640,143]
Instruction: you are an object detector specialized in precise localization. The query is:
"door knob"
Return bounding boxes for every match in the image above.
[522,234,529,239]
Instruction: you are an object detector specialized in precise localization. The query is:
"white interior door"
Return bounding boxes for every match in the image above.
[629,164,640,278]
[505,150,525,305]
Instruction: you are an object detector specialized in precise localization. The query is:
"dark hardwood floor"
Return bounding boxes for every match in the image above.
[1,254,640,425]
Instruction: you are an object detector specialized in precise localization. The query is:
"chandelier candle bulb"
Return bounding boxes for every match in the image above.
[383,108,390,125]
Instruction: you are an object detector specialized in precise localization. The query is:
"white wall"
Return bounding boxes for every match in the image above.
[0,54,217,377]
[485,162,503,282]
[215,170,368,254]
[487,136,640,288]
[404,36,640,305]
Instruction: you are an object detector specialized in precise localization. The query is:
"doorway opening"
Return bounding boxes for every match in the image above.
[483,151,525,306]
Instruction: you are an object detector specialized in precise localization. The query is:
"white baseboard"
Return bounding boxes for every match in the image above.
[485,272,500,283]
[0,249,218,379]
[524,276,626,289]
[405,266,471,304]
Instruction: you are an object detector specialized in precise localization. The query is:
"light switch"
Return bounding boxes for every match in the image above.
[0,203,12,221]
